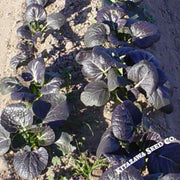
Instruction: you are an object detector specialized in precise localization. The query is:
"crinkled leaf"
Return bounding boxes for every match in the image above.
[10,54,30,70]
[0,77,22,95]
[130,21,160,48]
[55,132,76,155]
[25,4,47,23]
[13,146,48,179]
[111,101,135,142]
[125,50,160,68]
[41,77,64,95]
[27,57,45,85]
[147,143,180,174]
[81,80,110,107]
[47,12,65,30]
[127,60,159,96]
[84,23,110,48]
[11,87,38,101]
[26,0,49,7]
[0,125,11,155]
[96,6,126,31]
[100,164,144,180]
[147,85,173,113]
[1,103,33,133]
[16,25,32,39]
[97,127,121,158]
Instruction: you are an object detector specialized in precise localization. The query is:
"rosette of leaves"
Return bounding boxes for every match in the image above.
[17,3,65,41]
[97,100,142,157]
[91,5,160,48]
[0,58,65,104]
[0,101,73,179]
[76,46,138,107]
[0,103,54,179]
[125,50,173,113]
[97,116,180,178]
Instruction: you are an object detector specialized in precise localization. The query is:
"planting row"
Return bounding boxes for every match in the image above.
[0,0,76,179]
[76,0,180,179]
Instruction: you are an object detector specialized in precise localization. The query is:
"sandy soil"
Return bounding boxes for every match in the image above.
[141,0,180,138]
[0,0,25,111]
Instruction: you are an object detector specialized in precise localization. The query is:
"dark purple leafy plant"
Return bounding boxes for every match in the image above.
[0,101,73,179]
[81,80,110,107]
[111,100,141,142]
[84,23,110,48]
[127,60,159,96]
[147,143,180,174]
[25,4,47,24]
[130,21,160,48]
[33,93,69,126]
[13,145,48,179]
[47,12,65,30]
[96,6,126,31]
[93,4,160,48]
[0,125,11,156]
[96,127,122,158]
[100,163,144,180]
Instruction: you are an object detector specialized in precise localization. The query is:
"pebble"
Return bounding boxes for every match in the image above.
[65,41,74,51]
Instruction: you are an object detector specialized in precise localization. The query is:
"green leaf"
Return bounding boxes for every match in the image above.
[52,156,61,166]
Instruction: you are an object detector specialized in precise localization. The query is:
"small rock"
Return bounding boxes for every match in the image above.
[65,41,74,50]
[89,169,103,180]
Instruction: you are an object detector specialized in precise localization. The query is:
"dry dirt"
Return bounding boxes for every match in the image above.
[0,0,180,179]
[141,0,180,138]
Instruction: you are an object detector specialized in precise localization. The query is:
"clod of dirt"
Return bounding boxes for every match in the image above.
[65,41,74,50]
